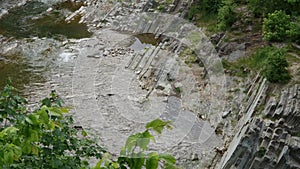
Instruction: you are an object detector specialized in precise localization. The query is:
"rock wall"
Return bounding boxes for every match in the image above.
[218,84,300,169]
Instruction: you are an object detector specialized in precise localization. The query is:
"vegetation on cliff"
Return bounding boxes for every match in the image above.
[188,0,300,84]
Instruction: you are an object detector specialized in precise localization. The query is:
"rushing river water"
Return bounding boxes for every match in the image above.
[0,0,91,95]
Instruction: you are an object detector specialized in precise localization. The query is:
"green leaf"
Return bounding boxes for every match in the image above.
[29,129,39,141]
[39,110,49,124]
[48,107,63,117]
[81,130,88,137]
[146,152,159,169]
[130,153,145,169]
[41,98,51,107]
[4,150,14,164]
[120,147,126,156]
[60,108,69,113]
[125,131,155,153]
[25,117,33,125]
[32,145,39,155]
[22,142,31,154]
[137,131,154,150]
[0,127,18,139]
[28,114,40,126]
[49,121,56,130]
[165,163,178,169]
[93,159,103,169]
[146,119,172,134]
[159,153,176,164]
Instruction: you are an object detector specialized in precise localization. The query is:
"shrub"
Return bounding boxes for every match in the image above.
[288,18,300,44]
[263,10,291,42]
[256,47,291,83]
[187,0,222,21]
[263,50,291,83]
[199,0,223,14]
[0,85,106,168]
[263,11,300,43]
[188,6,199,21]
[217,0,236,31]
[247,0,300,16]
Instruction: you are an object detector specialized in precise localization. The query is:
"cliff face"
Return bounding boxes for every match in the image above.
[219,84,300,169]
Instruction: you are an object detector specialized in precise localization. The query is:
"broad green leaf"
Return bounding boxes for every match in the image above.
[25,117,33,125]
[112,162,119,168]
[125,131,155,152]
[81,130,88,137]
[120,147,126,156]
[48,107,63,117]
[32,145,39,155]
[94,159,104,169]
[29,129,39,141]
[3,150,14,164]
[125,134,139,152]
[28,114,39,126]
[137,131,154,150]
[130,153,145,169]
[49,121,56,130]
[146,119,172,134]
[39,110,49,124]
[165,163,178,169]
[11,145,22,158]
[22,141,32,154]
[41,98,51,107]
[60,107,69,113]
[0,127,18,139]
[159,153,176,164]
[146,152,159,169]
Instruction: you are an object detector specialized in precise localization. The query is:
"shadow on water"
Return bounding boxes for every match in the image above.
[0,54,45,93]
[54,0,85,12]
[0,1,91,39]
[129,33,160,51]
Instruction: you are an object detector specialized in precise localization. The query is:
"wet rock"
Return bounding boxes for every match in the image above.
[215,122,224,135]
[190,153,199,161]
[210,33,225,45]
[156,82,167,90]
[174,82,182,89]
[46,7,53,12]
[103,50,109,56]
[222,110,231,118]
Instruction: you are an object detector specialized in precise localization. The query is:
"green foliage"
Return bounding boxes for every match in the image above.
[222,46,291,83]
[217,0,237,31]
[247,0,300,16]
[249,46,290,83]
[0,83,27,126]
[222,60,249,77]
[257,147,266,158]
[263,10,291,42]
[263,11,300,43]
[0,84,105,168]
[263,48,291,83]
[199,0,223,14]
[187,6,199,21]
[288,18,300,44]
[94,119,177,169]
[187,0,222,22]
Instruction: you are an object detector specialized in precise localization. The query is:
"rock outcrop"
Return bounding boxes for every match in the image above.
[218,85,300,169]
